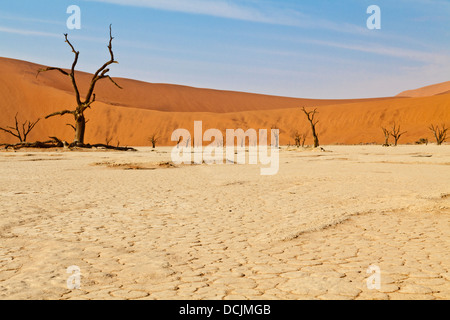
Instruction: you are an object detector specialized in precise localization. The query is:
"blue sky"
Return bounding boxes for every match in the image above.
[1,0,450,99]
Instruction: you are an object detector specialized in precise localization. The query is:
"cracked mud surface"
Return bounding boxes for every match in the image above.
[0,145,448,300]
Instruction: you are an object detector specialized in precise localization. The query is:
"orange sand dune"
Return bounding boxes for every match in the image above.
[0,57,449,146]
[397,81,450,98]
[0,57,395,113]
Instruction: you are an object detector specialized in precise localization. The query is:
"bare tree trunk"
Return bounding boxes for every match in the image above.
[74,114,86,144]
[311,125,319,148]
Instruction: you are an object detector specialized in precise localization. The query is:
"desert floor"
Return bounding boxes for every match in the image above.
[0,145,449,300]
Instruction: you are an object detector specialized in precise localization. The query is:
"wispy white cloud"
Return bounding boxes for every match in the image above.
[397,0,450,8]
[84,0,363,33]
[0,25,109,45]
[0,13,63,26]
[0,26,61,38]
[85,0,303,25]
[298,38,449,64]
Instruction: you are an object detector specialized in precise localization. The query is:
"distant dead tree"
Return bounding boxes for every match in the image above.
[105,136,113,146]
[300,131,308,147]
[381,127,390,147]
[301,107,319,148]
[0,113,40,143]
[390,123,407,146]
[149,133,159,148]
[172,135,183,148]
[292,130,308,148]
[415,138,428,145]
[271,125,280,148]
[292,131,301,148]
[429,124,448,145]
[37,25,121,146]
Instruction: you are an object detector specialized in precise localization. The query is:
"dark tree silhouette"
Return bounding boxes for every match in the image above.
[0,113,40,143]
[292,130,308,148]
[429,124,448,145]
[390,123,406,146]
[271,124,280,148]
[292,131,301,147]
[300,131,308,147]
[149,133,159,148]
[381,127,390,147]
[37,25,121,145]
[301,107,319,148]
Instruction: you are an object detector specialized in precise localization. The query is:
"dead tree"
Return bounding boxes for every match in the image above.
[292,130,308,148]
[105,136,113,146]
[292,131,301,148]
[0,113,40,143]
[301,107,319,148]
[381,127,390,147]
[1,137,135,151]
[429,124,448,145]
[390,123,406,146]
[2,137,63,150]
[149,133,159,148]
[415,138,428,145]
[172,135,183,148]
[271,125,280,148]
[37,25,121,146]
[301,132,308,147]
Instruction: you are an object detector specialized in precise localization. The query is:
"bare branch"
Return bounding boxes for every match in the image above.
[22,118,40,142]
[36,33,81,105]
[0,127,21,140]
[64,33,77,56]
[67,120,88,131]
[45,110,76,119]
[0,113,40,142]
[64,33,82,105]
[84,24,120,103]
[82,94,96,112]
[37,67,69,78]
[103,75,122,89]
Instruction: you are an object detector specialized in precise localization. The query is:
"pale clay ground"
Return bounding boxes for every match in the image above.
[0,145,449,300]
